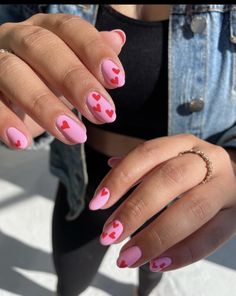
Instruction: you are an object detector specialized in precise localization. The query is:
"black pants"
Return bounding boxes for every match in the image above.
[52,145,163,296]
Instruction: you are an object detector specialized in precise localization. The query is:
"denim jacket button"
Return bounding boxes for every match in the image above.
[188,98,204,112]
[190,16,206,33]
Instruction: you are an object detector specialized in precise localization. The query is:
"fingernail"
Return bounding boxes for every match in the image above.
[101,60,125,87]
[100,219,123,245]
[6,127,28,149]
[87,91,116,123]
[89,187,110,210]
[107,156,122,167]
[149,257,172,272]
[117,246,142,268]
[56,115,87,144]
[111,29,126,45]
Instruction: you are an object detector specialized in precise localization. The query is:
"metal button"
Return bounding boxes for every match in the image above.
[188,98,204,112]
[190,16,206,34]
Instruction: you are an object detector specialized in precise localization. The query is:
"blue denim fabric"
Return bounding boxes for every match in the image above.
[1,5,236,219]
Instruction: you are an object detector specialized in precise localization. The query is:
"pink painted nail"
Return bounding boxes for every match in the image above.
[100,219,123,245]
[111,29,126,45]
[6,127,28,149]
[56,115,87,144]
[87,92,116,123]
[101,60,125,87]
[89,187,110,210]
[149,257,172,272]
[107,156,122,167]
[117,246,142,268]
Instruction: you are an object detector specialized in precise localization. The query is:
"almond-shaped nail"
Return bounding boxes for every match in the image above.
[87,92,116,123]
[111,29,126,45]
[101,60,125,87]
[100,219,123,245]
[56,115,87,144]
[89,187,110,210]
[117,246,142,268]
[149,257,172,272]
[107,156,122,167]
[6,127,28,149]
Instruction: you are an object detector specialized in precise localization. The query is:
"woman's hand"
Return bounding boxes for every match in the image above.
[0,13,126,149]
[89,134,236,272]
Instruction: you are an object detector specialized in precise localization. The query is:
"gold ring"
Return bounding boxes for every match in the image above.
[178,148,213,184]
[0,48,12,54]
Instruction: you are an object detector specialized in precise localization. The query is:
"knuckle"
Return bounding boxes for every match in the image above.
[117,166,134,185]
[83,35,104,52]
[208,225,225,248]
[148,227,164,251]
[18,26,52,50]
[62,65,95,95]
[55,14,83,31]
[136,140,157,159]
[182,244,195,264]
[161,162,184,185]
[31,91,51,114]
[186,194,211,223]
[124,197,148,220]
[213,145,230,163]
[0,54,20,78]
[0,22,14,33]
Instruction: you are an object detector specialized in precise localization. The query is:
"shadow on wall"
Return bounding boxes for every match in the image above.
[91,272,135,296]
[0,230,55,296]
[0,149,58,204]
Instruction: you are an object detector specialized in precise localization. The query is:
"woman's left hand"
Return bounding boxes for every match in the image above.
[89,134,236,272]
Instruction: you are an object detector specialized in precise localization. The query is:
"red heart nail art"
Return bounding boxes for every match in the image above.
[101,188,108,196]
[61,120,70,129]
[92,93,101,101]
[113,221,119,228]
[105,109,114,118]
[111,76,119,85]
[101,232,108,239]
[15,140,21,147]
[112,68,120,75]
[119,260,128,268]
[152,262,158,269]
[160,263,166,269]
[93,104,101,112]
[109,231,116,239]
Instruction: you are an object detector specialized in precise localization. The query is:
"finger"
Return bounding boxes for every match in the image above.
[100,30,126,55]
[149,208,236,272]
[89,135,205,209]
[4,24,119,124]
[28,13,126,89]
[0,50,86,144]
[98,146,221,245]
[0,96,31,149]
[107,156,123,167]
[116,178,230,268]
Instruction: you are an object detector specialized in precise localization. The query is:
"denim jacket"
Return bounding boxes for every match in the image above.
[1,4,236,220]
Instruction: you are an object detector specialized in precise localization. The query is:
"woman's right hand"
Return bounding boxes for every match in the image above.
[0,13,126,149]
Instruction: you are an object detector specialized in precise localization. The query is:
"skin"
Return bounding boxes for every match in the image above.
[0,13,125,148]
[2,6,236,272]
[93,134,236,271]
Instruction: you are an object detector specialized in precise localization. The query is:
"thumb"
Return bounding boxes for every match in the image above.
[100,29,126,55]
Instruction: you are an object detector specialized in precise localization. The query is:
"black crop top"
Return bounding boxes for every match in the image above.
[85,5,169,140]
